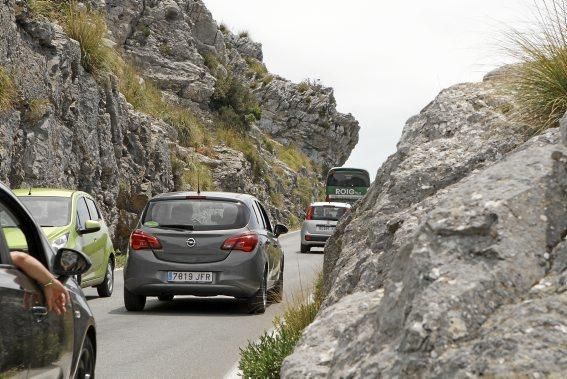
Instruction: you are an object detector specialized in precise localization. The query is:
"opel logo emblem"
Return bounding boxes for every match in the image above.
[186,238,196,248]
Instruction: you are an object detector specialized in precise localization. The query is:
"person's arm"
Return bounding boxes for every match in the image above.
[10,251,70,315]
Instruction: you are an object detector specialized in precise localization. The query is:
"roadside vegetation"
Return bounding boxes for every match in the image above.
[505,0,567,132]
[239,272,324,378]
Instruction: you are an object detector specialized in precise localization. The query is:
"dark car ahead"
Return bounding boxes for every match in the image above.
[123,192,288,313]
[0,182,96,378]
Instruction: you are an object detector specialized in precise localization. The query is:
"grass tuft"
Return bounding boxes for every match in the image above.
[245,57,268,79]
[183,161,215,191]
[0,67,19,111]
[26,98,50,123]
[238,30,250,38]
[504,0,567,132]
[239,272,324,378]
[277,144,312,171]
[62,3,119,75]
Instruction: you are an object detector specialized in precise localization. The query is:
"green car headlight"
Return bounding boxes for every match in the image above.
[52,233,69,251]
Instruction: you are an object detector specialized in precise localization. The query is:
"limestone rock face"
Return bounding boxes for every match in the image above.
[102,0,359,167]
[282,74,567,377]
[0,0,347,249]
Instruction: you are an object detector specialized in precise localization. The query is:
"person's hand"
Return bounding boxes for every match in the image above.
[43,278,71,315]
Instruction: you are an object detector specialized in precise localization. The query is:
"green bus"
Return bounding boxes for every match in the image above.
[325,167,371,204]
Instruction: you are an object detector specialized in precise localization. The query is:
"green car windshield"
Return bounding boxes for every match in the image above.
[18,197,71,227]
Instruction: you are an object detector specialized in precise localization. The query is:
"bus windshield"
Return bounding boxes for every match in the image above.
[325,168,370,203]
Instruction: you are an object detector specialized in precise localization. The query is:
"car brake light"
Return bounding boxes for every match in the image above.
[221,233,258,253]
[130,229,162,250]
[305,206,314,220]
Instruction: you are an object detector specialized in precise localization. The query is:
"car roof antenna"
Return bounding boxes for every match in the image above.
[28,187,32,196]
[197,165,201,195]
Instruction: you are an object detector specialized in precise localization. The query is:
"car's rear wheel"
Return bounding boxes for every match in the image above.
[158,295,174,301]
[75,337,95,379]
[247,271,267,314]
[96,260,114,297]
[300,244,310,253]
[268,260,284,303]
[124,287,146,312]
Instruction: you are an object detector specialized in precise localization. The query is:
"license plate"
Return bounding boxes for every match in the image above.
[317,225,335,232]
[167,271,213,283]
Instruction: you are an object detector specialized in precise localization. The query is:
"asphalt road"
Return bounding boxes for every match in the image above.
[84,231,323,379]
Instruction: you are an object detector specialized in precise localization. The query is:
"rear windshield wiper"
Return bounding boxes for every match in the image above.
[157,224,195,231]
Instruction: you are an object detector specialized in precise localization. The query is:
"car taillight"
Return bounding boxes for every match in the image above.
[221,233,258,253]
[130,230,162,250]
[305,206,314,220]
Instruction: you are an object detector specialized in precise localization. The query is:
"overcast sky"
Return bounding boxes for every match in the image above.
[204,0,533,179]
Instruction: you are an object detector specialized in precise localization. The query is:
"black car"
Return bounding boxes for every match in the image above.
[124,192,288,313]
[0,182,96,378]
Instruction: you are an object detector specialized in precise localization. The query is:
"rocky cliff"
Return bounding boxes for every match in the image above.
[282,72,567,377]
[0,0,359,249]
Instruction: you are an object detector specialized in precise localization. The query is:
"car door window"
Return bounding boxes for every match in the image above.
[252,202,265,229]
[256,202,273,233]
[76,197,90,230]
[0,202,29,252]
[85,198,100,221]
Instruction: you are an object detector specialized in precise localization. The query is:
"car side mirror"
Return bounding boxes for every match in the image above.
[80,220,101,235]
[274,224,289,237]
[53,248,91,277]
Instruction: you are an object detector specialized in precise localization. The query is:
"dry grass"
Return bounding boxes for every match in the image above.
[246,57,268,79]
[26,98,50,123]
[62,3,119,75]
[117,62,206,147]
[183,161,215,191]
[277,144,312,171]
[504,0,567,132]
[0,67,18,111]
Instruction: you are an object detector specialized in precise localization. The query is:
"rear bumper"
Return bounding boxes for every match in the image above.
[301,233,330,247]
[124,249,264,298]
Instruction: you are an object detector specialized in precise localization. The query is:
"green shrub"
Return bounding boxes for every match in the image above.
[239,272,323,378]
[0,67,18,111]
[262,75,274,87]
[202,52,221,72]
[211,73,261,130]
[504,0,567,132]
[245,57,268,79]
[297,80,310,93]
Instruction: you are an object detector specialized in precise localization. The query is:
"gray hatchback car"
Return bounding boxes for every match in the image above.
[123,192,288,313]
[300,202,350,253]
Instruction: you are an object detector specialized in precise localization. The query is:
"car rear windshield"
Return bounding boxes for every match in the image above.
[142,199,249,231]
[18,197,71,227]
[326,171,370,188]
[312,206,348,221]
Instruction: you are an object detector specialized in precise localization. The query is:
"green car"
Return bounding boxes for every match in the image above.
[8,188,116,297]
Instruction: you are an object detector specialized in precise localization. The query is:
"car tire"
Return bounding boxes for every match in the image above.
[300,244,310,253]
[158,295,174,301]
[124,287,146,312]
[75,336,95,379]
[268,261,284,304]
[247,271,267,314]
[96,260,114,298]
